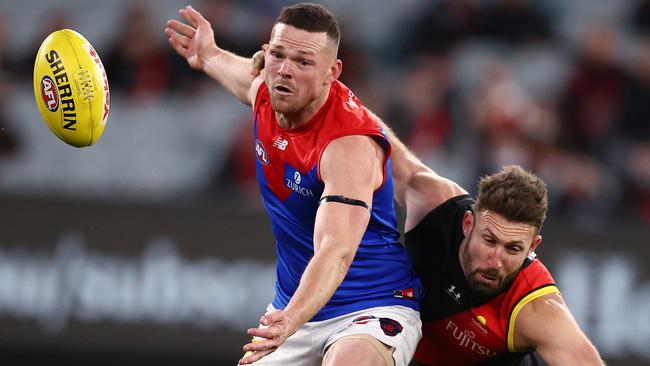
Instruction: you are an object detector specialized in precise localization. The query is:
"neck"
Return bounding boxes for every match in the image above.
[276,84,332,129]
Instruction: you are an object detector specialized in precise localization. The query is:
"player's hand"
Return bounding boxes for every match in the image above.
[165,5,216,71]
[250,49,265,77]
[238,310,297,365]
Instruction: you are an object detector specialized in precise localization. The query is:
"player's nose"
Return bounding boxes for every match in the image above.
[277,59,293,78]
[485,246,503,269]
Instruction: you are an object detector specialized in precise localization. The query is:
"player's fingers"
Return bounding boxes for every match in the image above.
[247,326,281,339]
[166,19,196,38]
[239,348,276,365]
[260,310,284,325]
[164,27,179,39]
[168,37,189,59]
[168,31,191,48]
[242,337,280,352]
[179,7,198,28]
[185,5,211,29]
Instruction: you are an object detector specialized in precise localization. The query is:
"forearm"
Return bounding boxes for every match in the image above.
[201,45,258,105]
[539,345,605,366]
[519,296,604,366]
[283,243,352,330]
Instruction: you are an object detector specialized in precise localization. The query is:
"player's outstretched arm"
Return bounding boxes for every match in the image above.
[514,293,604,366]
[165,5,263,106]
[239,135,379,364]
[376,117,467,231]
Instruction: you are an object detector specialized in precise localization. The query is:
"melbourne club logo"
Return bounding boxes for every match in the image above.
[255,139,268,165]
[40,75,59,112]
[379,318,403,337]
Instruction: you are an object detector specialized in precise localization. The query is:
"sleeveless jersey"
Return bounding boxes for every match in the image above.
[405,195,559,366]
[253,80,420,321]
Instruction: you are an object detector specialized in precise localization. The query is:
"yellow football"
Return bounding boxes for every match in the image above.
[33,29,110,147]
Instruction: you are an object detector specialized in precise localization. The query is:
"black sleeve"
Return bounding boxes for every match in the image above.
[405,195,474,247]
[405,195,473,264]
[404,195,474,295]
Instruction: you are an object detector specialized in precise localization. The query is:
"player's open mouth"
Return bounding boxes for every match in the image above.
[274,85,293,95]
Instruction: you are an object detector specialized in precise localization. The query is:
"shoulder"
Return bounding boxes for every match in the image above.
[513,291,604,364]
[505,259,559,349]
[328,82,381,131]
[318,84,388,160]
[321,135,385,174]
[511,291,566,350]
[319,135,386,192]
[517,257,556,285]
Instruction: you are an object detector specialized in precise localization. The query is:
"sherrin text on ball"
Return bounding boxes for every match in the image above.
[33,29,110,147]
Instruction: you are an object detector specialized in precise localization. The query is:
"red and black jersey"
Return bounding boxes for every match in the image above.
[405,195,559,366]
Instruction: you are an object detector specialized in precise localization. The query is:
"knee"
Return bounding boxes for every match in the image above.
[323,337,392,366]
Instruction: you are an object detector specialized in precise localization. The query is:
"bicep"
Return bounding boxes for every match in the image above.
[515,293,603,366]
[314,136,381,254]
[319,135,385,204]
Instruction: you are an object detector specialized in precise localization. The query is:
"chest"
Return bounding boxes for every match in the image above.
[254,120,324,203]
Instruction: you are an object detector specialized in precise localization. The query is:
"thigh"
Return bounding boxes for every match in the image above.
[324,334,394,366]
[323,306,422,366]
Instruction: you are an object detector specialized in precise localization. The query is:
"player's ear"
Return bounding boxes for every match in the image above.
[326,59,342,85]
[529,234,542,254]
[462,210,474,238]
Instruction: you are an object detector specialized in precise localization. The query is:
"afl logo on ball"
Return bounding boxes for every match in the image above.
[40,75,59,112]
[256,139,269,165]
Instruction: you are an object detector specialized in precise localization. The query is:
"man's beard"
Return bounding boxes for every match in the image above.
[465,264,518,299]
[461,228,519,300]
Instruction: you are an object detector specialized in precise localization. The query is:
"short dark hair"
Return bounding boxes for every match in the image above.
[275,3,341,46]
[475,165,548,230]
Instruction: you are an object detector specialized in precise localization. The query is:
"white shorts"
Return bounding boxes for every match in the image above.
[240,304,422,366]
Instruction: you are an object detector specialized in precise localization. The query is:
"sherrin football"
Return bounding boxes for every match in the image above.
[33,29,110,147]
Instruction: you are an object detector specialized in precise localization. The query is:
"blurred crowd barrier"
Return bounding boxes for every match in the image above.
[0,196,648,365]
[0,0,649,365]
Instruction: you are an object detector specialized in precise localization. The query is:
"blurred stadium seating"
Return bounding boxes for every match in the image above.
[0,0,648,365]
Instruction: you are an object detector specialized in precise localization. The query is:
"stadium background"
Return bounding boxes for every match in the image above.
[0,0,648,365]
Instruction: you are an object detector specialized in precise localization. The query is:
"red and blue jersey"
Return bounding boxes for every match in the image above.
[253,80,420,321]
